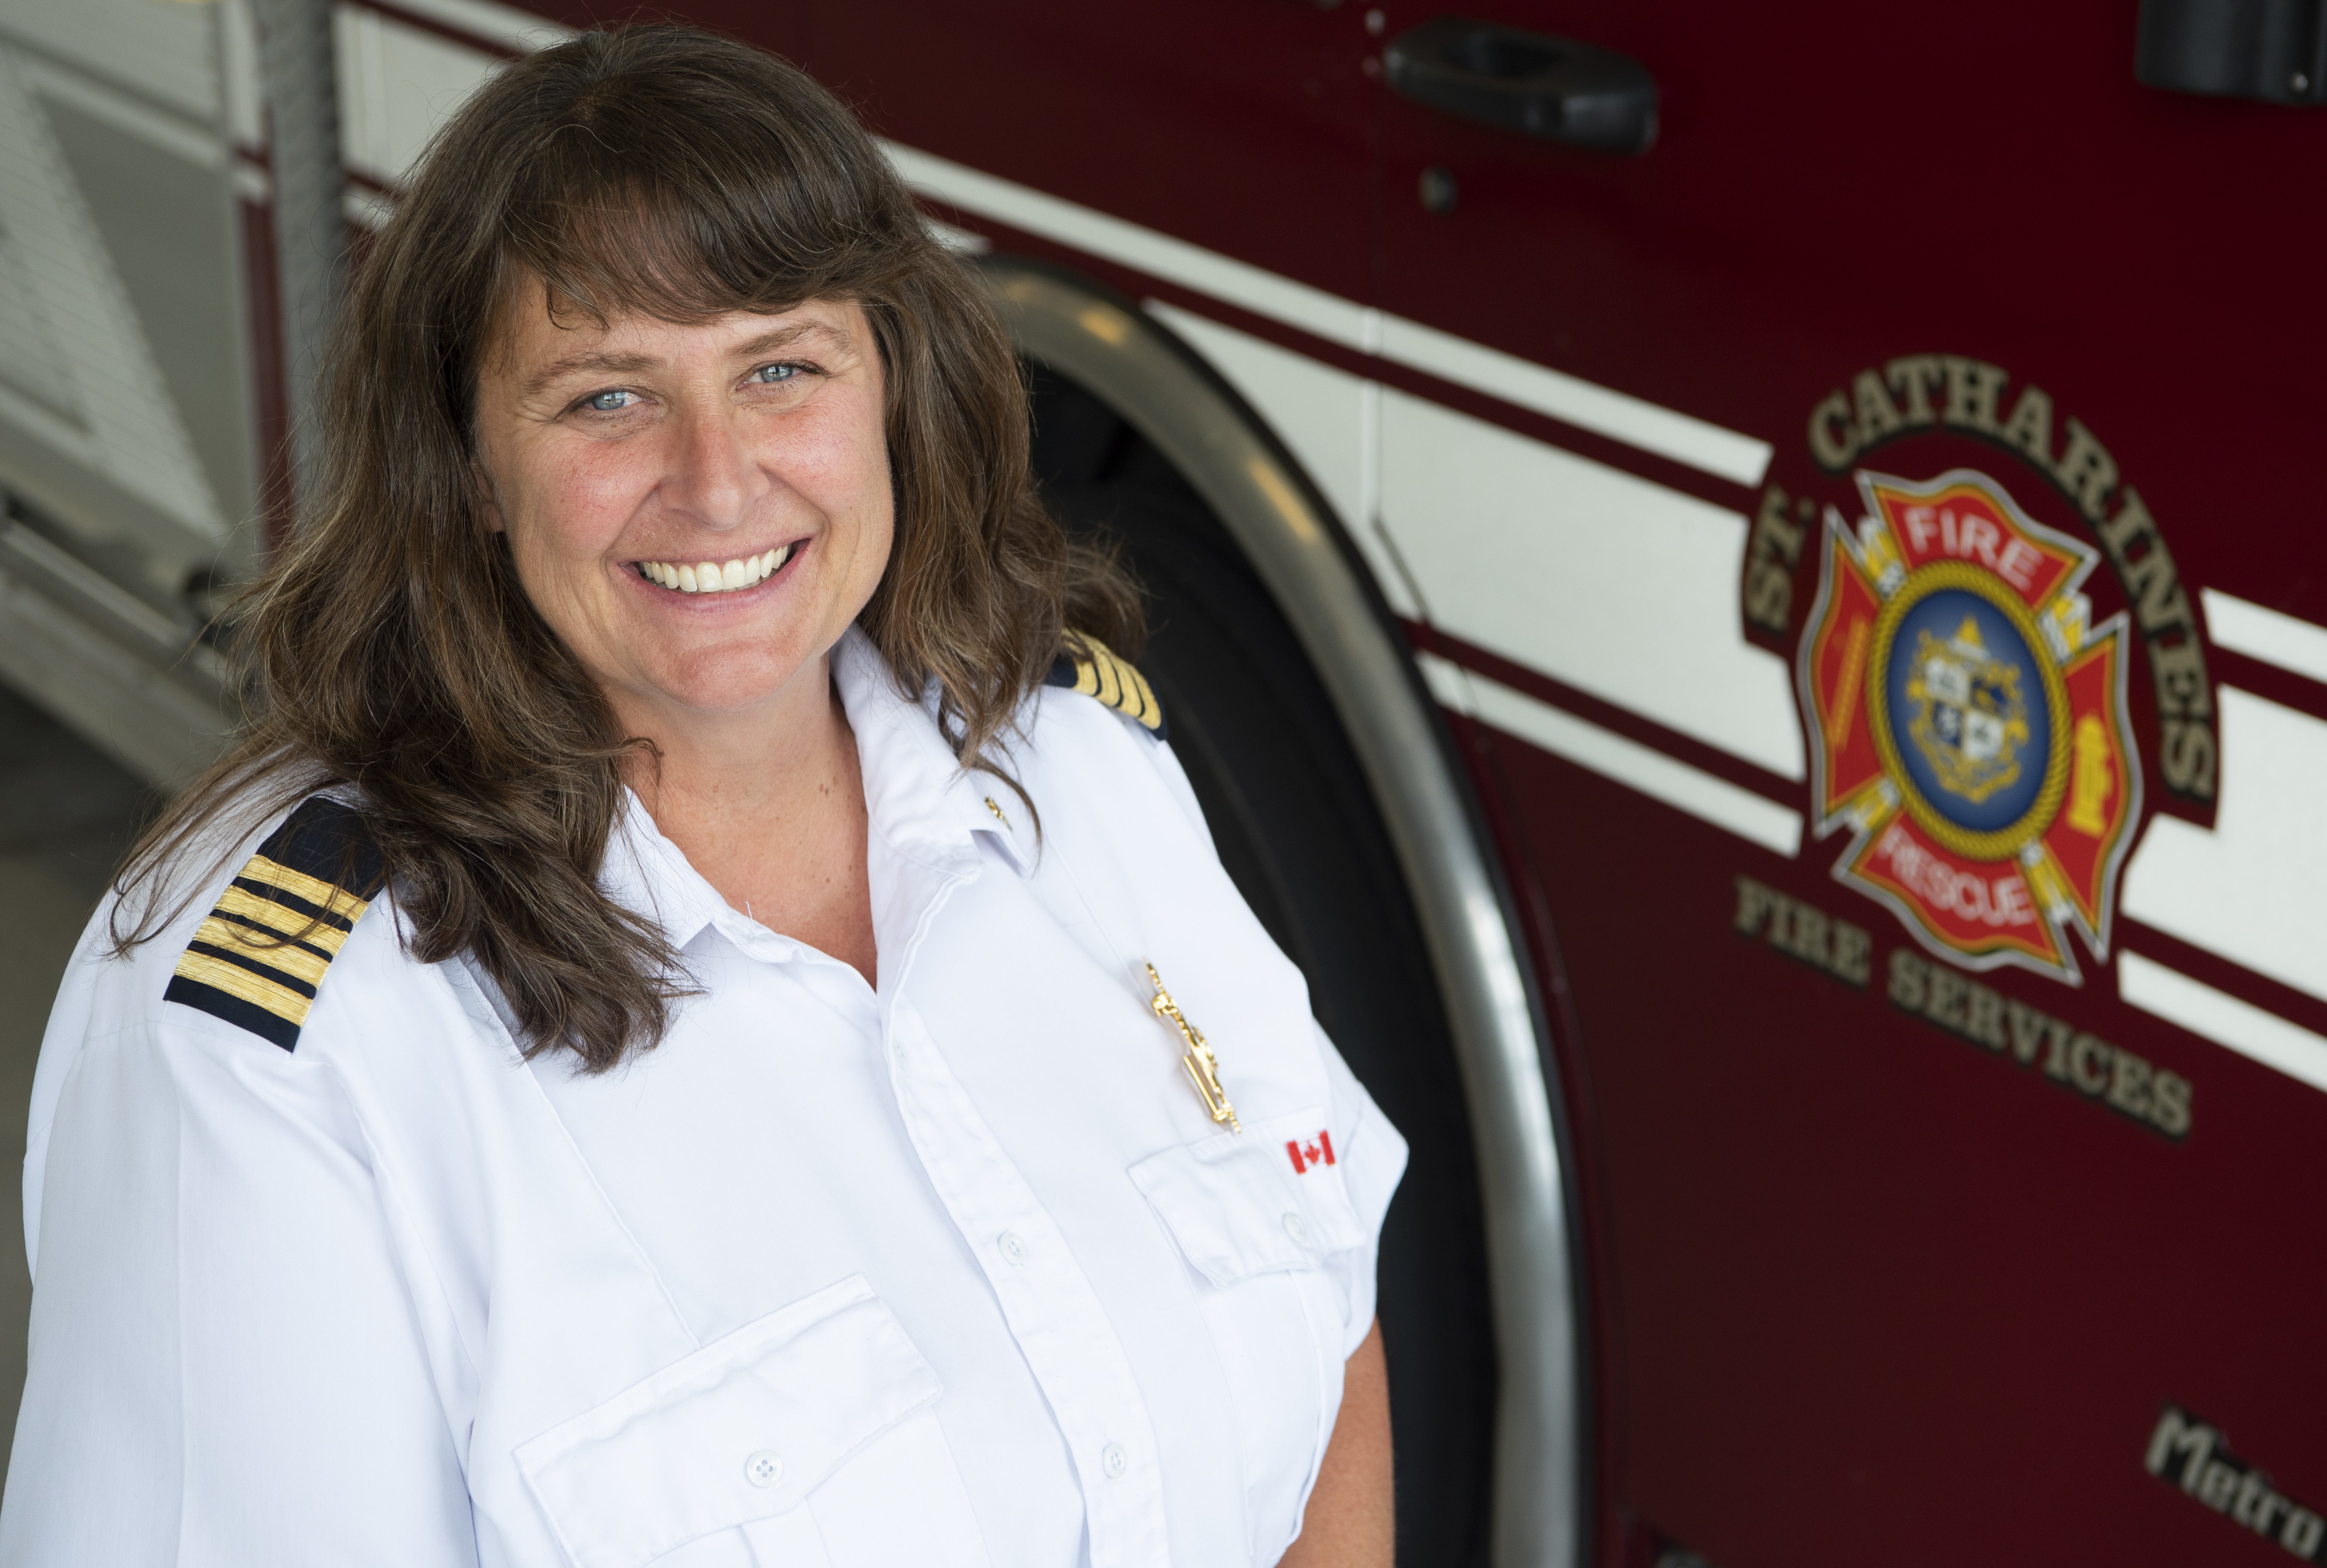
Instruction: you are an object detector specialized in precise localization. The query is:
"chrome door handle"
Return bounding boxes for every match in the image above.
[1384,17,1659,154]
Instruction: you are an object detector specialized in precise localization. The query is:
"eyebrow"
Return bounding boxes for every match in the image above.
[522,350,658,400]
[521,321,848,400]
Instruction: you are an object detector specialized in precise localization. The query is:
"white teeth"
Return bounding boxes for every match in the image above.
[642,547,792,594]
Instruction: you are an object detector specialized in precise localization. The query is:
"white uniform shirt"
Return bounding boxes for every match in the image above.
[2,629,1405,1568]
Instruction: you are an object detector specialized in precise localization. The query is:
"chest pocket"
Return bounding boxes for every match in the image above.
[515,1276,988,1568]
[1129,1106,1367,1285]
[1128,1107,1365,1563]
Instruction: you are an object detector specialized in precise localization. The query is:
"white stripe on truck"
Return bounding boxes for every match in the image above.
[884,141,1773,488]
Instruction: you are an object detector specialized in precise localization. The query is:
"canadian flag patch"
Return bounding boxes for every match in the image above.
[1285,1130,1336,1174]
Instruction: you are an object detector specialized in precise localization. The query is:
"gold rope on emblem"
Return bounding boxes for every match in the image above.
[1144,962,1240,1133]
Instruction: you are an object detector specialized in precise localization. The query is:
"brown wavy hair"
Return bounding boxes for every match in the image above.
[115,23,1141,1069]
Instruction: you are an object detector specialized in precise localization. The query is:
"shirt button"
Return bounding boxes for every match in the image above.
[745,1450,784,1488]
[1101,1442,1128,1479]
[1283,1212,1309,1242]
[998,1231,1029,1266]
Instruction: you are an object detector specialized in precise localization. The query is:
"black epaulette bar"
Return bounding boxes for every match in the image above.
[164,796,384,1051]
[1047,633,1167,740]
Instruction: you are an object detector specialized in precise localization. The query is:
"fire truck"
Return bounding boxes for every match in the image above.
[0,0,2320,1563]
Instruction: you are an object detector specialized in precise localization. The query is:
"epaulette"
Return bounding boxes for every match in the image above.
[1046,633,1167,740]
[164,796,385,1051]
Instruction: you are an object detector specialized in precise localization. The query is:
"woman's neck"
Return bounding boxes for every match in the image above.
[613,653,879,985]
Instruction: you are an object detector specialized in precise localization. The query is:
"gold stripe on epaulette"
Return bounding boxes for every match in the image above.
[173,950,316,1028]
[1078,649,1118,709]
[239,855,371,922]
[190,917,333,987]
[1069,640,1163,732]
[214,884,357,953]
[166,796,381,1050]
[1123,663,1159,726]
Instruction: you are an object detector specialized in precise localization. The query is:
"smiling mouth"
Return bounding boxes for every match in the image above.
[635,543,794,594]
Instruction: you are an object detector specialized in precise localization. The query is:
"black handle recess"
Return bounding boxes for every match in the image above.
[2134,0,2327,104]
[1384,17,1659,154]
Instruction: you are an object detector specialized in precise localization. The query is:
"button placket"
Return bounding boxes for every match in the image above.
[881,998,1174,1568]
[888,1027,1070,1349]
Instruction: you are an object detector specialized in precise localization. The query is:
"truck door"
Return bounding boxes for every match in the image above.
[1374,3,2327,1564]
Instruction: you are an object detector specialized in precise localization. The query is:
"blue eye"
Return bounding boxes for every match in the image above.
[752,362,799,384]
[584,389,635,412]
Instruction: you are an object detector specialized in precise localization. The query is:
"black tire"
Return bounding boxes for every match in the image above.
[1030,365,1500,1568]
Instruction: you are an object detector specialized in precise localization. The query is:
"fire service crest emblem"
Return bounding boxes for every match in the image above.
[1798,467,2140,983]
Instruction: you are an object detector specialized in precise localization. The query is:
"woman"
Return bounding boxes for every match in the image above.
[0,24,1401,1568]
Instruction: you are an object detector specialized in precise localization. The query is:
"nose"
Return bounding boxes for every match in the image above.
[659,403,770,531]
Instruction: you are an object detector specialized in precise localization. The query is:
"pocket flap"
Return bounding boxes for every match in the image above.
[516,1276,940,1568]
[1129,1107,1366,1288]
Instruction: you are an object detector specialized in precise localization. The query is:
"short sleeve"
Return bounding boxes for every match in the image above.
[1312,1022,1408,1359]
[21,899,112,1272]
[1144,739,1217,854]
[0,1012,476,1567]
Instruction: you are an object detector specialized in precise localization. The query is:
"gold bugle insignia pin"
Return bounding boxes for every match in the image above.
[1145,962,1240,1133]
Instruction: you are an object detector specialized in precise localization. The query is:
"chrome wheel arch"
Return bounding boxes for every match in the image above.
[986,258,1584,1568]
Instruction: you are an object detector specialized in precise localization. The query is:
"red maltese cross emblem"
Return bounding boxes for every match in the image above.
[1799,467,2140,983]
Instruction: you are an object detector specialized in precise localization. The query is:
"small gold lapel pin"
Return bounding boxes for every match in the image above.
[1145,962,1240,1133]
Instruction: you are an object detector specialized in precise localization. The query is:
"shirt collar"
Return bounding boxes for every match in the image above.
[600,791,754,955]
[832,627,1034,878]
[600,629,1034,950]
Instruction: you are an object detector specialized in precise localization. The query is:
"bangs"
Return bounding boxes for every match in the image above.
[491,64,924,328]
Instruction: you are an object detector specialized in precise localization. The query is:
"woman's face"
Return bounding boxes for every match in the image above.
[471,289,893,729]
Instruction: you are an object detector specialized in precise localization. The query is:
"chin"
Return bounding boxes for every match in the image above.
[637,645,821,717]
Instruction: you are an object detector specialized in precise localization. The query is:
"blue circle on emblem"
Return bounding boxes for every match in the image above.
[1883,587,2051,833]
